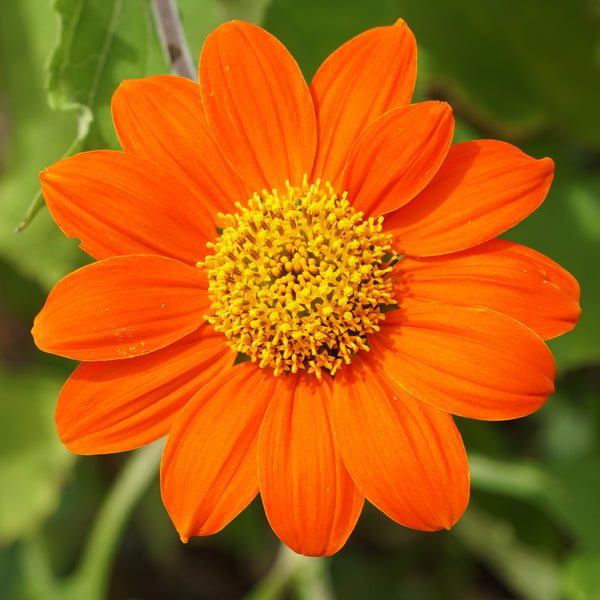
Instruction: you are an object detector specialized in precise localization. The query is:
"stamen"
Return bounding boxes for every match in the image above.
[201,178,396,378]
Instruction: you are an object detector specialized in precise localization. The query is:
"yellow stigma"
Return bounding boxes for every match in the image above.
[201,178,396,378]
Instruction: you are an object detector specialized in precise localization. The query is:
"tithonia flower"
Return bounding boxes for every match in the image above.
[33,20,580,556]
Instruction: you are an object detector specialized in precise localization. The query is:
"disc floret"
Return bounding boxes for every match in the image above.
[202,178,396,378]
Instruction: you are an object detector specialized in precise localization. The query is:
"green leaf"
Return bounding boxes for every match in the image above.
[46,0,168,151]
[537,385,597,464]
[506,143,600,372]
[176,0,276,69]
[470,453,600,552]
[469,454,560,502]
[562,551,600,600]
[15,0,170,232]
[0,0,89,290]
[543,458,600,552]
[175,0,226,65]
[0,367,73,544]
[265,0,600,147]
[213,0,274,24]
[264,0,401,80]
[453,506,560,600]
[388,0,600,147]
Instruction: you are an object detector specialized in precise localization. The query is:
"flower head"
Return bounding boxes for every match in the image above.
[32,20,580,556]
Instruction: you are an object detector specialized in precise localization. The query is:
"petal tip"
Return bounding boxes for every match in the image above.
[539,155,555,178]
[392,18,413,35]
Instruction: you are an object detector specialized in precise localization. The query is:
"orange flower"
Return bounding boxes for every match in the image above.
[32,20,580,556]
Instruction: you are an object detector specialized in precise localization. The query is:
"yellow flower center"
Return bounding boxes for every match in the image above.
[201,179,396,378]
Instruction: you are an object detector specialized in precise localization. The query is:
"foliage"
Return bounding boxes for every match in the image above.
[0,0,598,598]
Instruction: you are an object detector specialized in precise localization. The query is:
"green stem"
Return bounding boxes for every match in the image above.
[151,0,197,81]
[244,543,335,600]
[292,551,336,600]
[469,453,559,500]
[453,506,560,600]
[20,441,164,600]
[20,535,57,600]
[74,440,164,597]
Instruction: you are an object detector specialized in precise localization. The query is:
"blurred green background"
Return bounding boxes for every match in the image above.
[1,0,599,598]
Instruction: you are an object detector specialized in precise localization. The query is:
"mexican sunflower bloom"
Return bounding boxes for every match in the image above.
[32,20,580,556]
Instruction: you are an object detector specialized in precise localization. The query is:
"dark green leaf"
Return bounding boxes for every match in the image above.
[506,142,600,372]
[389,0,600,147]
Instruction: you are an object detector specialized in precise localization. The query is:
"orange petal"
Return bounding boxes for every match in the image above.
[310,19,417,187]
[40,150,216,263]
[199,21,316,193]
[32,255,209,361]
[112,76,253,220]
[332,358,469,531]
[258,374,363,556]
[371,302,556,420]
[384,140,555,256]
[56,325,233,455]
[342,102,454,217]
[396,239,581,340]
[161,363,273,540]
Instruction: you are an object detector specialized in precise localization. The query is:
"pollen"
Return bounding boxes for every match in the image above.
[201,178,396,378]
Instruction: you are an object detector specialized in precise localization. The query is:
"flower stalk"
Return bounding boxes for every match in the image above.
[244,543,335,600]
[151,0,197,81]
[20,441,163,600]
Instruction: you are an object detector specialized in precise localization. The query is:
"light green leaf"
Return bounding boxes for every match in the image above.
[16,0,170,232]
[46,0,168,151]
[0,0,89,290]
[175,0,225,65]
[562,551,600,600]
[0,367,73,544]
[176,0,275,67]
